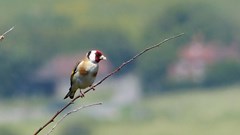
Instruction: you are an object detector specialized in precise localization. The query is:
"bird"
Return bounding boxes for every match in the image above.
[64,50,107,99]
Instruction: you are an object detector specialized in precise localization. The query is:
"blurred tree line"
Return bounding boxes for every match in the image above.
[140,3,240,92]
[0,2,240,97]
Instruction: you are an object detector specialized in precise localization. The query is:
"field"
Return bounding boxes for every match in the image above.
[1,85,239,135]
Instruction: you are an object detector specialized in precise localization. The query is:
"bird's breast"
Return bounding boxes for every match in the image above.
[76,62,99,89]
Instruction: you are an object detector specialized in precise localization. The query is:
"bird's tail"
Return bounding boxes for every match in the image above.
[64,88,75,99]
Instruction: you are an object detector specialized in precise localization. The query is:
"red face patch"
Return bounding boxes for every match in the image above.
[95,50,103,63]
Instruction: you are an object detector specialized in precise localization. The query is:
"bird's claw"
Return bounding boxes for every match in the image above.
[89,85,95,91]
[79,90,85,98]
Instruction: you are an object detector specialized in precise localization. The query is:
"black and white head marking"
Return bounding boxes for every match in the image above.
[87,50,106,63]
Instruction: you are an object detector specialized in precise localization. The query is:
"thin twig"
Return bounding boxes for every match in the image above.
[0,26,15,41]
[2,26,15,36]
[46,102,102,135]
[33,33,184,135]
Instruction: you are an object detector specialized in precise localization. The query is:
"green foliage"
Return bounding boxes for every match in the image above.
[144,3,239,44]
[204,60,240,86]
[15,13,73,59]
[136,44,178,93]
[0,127,16,135]
[0,51,37,97]
[138,2,240,93]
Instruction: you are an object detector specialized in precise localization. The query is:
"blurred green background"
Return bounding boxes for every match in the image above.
[0,0,240,135]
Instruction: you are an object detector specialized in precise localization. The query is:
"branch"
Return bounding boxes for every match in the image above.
[0,26,15,41]
[46,102,102,135]
[33,33,184,135]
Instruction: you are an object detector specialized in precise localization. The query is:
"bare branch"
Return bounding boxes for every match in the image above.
[2,26,15,36]
[33,33,184,135]
[46,102,102,135]
[0,26,15,41]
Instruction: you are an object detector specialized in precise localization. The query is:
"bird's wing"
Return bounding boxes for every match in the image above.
[78,57,92,76]
[70,61,81,86]
[79,62,90,76]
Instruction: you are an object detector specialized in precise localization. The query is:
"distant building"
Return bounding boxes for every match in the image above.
[168,35,240,83]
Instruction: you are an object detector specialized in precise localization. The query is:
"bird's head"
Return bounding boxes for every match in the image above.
[87,50,107,63]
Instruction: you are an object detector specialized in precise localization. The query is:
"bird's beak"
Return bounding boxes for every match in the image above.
[100,55,107,60]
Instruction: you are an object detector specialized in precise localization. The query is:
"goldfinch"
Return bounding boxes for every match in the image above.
[64,50,107,99]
